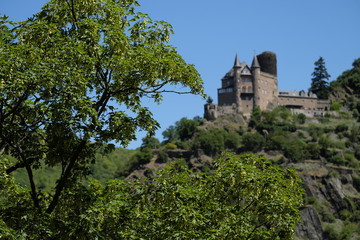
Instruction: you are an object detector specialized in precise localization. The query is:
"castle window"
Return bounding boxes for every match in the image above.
[242,87,246,93]
[248,87,252,93]
[241,95,252,101]
[219,88,233,94]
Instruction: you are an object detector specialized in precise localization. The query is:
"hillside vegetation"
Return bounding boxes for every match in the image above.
[11,147,136,189]
[330,58,360,118]
[129,106,360,240]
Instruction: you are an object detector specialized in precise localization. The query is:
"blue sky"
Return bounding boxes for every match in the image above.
[2,0,360,149]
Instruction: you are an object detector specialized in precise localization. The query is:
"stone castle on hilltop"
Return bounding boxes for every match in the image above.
[204,51,331,120]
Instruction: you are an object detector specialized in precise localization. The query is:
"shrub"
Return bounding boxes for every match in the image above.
[116,149,152,177]
[338,209,352,221]
[241,132,265,152]
[322,212,336,223]
[304,196,317,205]
[165,143,177,149]
[176,117,200,141]
[174,141,190,150]
[248,107,262,128]
[296,113,306,124]
[192,129,227,155]
[133,148,152,165]
[307,143,321,159]
[350,210,360,222]
[308,125,323,140]
[344,153,355,163]
[335,124,349,133]
[224,132,241,150]
[324,224,340,240]
[141,137,160,149]
[319,136,332,149]
[327,170,339,178]
[156,151,169,163]
[328,155,345,166]
[330,101,341,111]
[284,140,309,162]
[339,223,358,240]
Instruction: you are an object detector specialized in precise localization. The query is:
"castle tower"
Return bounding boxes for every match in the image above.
[251,51,278,110]
[251,55,260,108]
[217,55,241,107]
[233,54,242,108]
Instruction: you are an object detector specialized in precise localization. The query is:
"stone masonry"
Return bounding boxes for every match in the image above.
[204,51,331,120]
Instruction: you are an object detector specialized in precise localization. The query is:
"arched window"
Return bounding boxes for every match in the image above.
[242,87,246,93]
[248,87,252,93]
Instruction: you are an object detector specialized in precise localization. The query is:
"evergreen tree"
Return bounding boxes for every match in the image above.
[310,57,331,99]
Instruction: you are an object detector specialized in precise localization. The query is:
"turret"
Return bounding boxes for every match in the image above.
[251,55,261,108]
[233,54,241,79]
[257,51,277,76]
[232,54,241,107]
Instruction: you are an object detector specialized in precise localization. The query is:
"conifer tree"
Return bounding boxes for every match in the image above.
[310,57,331,99]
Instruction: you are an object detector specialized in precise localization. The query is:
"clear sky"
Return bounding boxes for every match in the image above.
[2,0,360,149]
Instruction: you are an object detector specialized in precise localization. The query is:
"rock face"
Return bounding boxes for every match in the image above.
[290,161,360,239]
[296,206,324,240]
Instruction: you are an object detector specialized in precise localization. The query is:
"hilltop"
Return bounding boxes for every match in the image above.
[124,106,360,239]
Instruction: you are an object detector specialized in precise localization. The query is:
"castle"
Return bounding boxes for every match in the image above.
[204,51,331,120]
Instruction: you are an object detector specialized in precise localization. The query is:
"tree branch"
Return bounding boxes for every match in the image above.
[25,164,40,209]
[46,140,87,214]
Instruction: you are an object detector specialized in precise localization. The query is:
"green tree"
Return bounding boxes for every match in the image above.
[242,132,266,152]
[0,0,203,214]
[162,125,177,143]
[162,117,200,143]
[140,136,160,149]
[192,128,227,155]
[175,117,200,141]
[1,153,304,239]
[296,113,306,124]
[310,57,331,99]
[332,58,360,95]
[249,106,262,128]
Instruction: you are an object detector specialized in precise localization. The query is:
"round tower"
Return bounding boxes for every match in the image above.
[233,54,242,108]
[257,51,277,76]
[251,55,261,108]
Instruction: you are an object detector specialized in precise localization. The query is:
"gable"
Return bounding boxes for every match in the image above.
[241,65,251,75]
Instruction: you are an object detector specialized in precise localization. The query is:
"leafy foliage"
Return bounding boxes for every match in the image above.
[163,117,201,143]
[1,153,304,239]
[0,0,203,213]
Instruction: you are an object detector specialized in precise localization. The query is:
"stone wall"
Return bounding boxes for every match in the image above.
[256,72,278,110]
[278,96,318,110]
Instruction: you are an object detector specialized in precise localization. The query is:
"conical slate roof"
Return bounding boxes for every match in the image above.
[251,55,260,68]
[234,54,241,67]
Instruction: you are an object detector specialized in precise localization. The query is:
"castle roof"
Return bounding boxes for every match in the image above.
[224,62,249,78]
[251,55,260,68]
[234,54,241,67]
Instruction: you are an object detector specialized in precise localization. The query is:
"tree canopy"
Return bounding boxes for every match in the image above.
[0,0,203,214]
[1,153,304,239]
[309,57,331,99]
